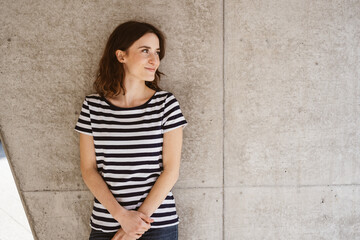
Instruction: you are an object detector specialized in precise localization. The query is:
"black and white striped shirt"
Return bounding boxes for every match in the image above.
[74,90,188,232]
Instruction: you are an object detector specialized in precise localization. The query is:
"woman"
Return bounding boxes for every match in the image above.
[74,20,188,240]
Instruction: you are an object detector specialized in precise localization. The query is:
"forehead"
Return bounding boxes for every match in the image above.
[131,33,160,48]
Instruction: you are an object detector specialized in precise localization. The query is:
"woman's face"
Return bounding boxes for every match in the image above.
[118,33,160,82]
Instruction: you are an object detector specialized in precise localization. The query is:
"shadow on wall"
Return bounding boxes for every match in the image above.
[0,137,34,240]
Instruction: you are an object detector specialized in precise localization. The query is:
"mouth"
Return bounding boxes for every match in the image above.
[145,67,156,72]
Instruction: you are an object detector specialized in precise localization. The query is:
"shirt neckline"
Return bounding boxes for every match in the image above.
[101,91,158,110]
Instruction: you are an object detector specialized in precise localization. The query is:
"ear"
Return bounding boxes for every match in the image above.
[115,50,126,63]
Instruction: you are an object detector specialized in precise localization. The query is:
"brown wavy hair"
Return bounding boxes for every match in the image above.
[93,20,166,98]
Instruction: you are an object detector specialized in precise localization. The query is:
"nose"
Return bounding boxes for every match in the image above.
[148,52,159,65]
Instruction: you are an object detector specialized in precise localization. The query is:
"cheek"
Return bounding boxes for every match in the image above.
[135,53,147,62]
[129,53,143,63]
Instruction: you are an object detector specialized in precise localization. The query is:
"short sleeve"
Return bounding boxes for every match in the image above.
[162,93,188,133]
[74,97,93,136]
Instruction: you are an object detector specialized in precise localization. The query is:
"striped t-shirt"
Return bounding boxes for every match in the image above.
[74,90,188,232]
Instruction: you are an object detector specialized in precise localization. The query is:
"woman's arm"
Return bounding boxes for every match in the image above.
[137,126,184,217]
[79,133,153,238]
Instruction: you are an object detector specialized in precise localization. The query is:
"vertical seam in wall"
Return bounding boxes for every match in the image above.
[222,0,225,239]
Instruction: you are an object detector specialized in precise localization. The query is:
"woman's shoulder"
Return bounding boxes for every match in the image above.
[85,93,101,99]
[157,90,175,98]
[83,93,103,105]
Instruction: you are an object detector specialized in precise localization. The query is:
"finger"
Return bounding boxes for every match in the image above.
[137,224,150,232]
[140,221,151,230]
[139,213,154,223]
[130,233,142,239]
[137,218,150,228]
[111,232,119,240]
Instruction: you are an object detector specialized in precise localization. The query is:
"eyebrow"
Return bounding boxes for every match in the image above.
[138,46,160,50]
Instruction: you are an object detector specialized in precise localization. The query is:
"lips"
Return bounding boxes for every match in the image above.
[145,67,156,72]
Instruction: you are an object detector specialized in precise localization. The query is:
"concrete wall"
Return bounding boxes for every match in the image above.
[0,0,359,239]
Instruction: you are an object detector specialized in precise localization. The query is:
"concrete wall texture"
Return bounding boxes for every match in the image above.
[0,0,359,239]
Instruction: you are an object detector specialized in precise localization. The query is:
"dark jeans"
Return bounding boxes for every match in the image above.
[89,224,178,240]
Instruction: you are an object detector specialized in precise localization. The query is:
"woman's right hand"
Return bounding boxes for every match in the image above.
[111,228,137,240]
[116,210,154,238]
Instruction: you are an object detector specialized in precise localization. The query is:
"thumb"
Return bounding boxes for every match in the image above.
[139,212,154,223]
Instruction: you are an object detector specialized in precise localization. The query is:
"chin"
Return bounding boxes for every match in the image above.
[145,76,155,81]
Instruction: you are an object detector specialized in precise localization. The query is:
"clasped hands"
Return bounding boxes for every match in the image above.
[111,210,154,240]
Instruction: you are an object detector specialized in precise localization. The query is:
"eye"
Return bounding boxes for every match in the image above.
[141,49,160,56]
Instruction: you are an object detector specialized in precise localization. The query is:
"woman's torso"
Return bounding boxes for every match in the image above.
[78,90,180,232]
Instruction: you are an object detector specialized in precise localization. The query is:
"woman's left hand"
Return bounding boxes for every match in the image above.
[111,228,139,240]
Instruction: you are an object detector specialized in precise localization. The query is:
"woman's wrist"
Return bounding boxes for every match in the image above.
[136,207,152,218]
[112,206,128,223]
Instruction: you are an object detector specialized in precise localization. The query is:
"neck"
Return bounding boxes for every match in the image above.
[111,78,153,107]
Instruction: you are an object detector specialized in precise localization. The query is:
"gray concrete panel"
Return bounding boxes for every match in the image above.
[224,0,360,186]
[173,188,223,240]
[23,191,94,240]
[158,0,223,188]
[225,186,360,240]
